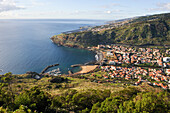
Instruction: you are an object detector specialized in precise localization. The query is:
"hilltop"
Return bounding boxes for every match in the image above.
[51,13,170,48]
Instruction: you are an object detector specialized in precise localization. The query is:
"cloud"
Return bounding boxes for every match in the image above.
[106,10,111,14]
[104,9,122,14]
[0,0,25,13]
[148,3,170,11]
[157,3,170,10]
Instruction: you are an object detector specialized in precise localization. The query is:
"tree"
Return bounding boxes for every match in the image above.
[90,102,101,113]
[0,72,15,109]
[117,92,169,113]
[13,105,37,113]
[1,72,14,99]
[14,86,51,113]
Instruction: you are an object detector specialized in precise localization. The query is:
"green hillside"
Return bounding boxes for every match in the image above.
[51,13,170,48]
[0,73,169,113]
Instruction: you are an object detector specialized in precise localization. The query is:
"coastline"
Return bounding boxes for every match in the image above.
[50,36,105,75]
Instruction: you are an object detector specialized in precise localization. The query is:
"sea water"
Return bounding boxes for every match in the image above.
[0,19,104,74]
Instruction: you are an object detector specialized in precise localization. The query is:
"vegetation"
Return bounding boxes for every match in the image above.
[51,13,170,48]
[135,63,159,68]
[0,72,169,113]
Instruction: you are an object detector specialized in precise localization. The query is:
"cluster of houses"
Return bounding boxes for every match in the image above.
[100,66,169,89]
[96,45,170,68]
[89,44,170,89]
[101,66,147,80]
[88,20,131,32]
[153,82,168,89]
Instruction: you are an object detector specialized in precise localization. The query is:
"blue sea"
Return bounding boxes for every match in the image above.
[0,19,104,74]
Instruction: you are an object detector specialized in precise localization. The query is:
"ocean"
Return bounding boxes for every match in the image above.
[0,19,104,74]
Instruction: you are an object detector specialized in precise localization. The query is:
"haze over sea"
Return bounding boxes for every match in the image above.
[0,19,104,74]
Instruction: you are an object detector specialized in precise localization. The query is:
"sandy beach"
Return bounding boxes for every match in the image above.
[75,65,98,74]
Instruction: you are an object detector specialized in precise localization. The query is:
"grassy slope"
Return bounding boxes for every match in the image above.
[0,73,167,113]
[3,73,164,97]
[7,74,124,96]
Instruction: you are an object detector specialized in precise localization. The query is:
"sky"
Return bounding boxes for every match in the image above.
[0,0,170,20]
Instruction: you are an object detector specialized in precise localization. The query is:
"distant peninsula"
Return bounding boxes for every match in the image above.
[51,13,170,48]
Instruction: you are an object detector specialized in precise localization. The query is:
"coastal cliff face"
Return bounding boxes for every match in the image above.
[51,31,110,48]
[51,33,86,48]
[51,13,170,48]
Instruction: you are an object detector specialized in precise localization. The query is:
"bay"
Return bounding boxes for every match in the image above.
[0,19,104,74]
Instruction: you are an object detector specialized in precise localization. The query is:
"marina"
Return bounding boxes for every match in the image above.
[45,68,61,76]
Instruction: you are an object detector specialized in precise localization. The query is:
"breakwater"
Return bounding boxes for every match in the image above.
[71,64,83,67]
[71,61,96,67]
[40,63,59,74]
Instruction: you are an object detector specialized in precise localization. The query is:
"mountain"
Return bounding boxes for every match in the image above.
[51,13,170,48]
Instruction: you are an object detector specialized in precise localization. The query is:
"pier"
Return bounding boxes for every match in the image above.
[40,63,59,74]
[71,64,83,67]
[71,61,96,68]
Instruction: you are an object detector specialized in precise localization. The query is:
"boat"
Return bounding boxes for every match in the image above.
[56,68,60,71]
[46,68,61,76]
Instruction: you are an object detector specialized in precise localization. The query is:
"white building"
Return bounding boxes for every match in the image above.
[166,69,170,75]
[107,51,113,56]
[163,57,170,63]
[95,54,99,61]
[109,61,116,65]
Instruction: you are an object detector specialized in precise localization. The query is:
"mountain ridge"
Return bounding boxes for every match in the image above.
[51,13,170,48]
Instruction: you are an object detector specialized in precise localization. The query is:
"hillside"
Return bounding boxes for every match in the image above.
[51,13,170,48]
[0,72,169,113]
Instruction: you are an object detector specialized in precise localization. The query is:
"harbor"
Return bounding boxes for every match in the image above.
[40,63,59,74]
[45,68,61,76]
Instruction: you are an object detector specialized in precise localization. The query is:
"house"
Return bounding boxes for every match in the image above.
[157,58,163,66]
[163,63,167,67]
[166,69,170,75]
[109,61,116,65]
[111,66,116,70]
[163,57,170,63]
[135,80,141,85]
[107,51,113,56]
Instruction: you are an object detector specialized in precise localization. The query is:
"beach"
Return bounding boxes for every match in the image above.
[75,65,98,74]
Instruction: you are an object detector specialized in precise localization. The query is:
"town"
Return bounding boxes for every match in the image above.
[87,44,170,90]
